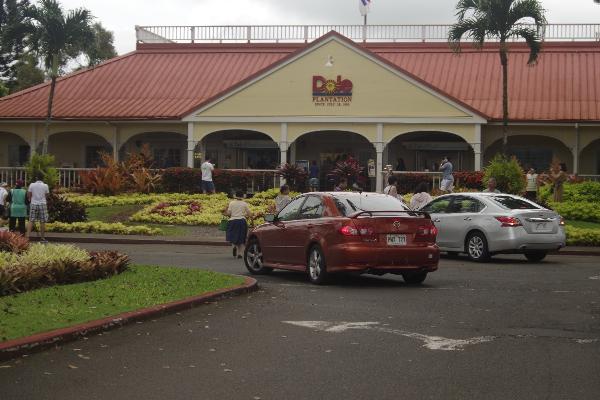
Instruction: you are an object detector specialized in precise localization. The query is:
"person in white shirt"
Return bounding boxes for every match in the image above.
[26,174,50,242]
[201,158,215,194]
[525,168,539,202]
[383,175,405,204]
[224,191,253,258]
[0,182,8,222]
[410,182,433,211]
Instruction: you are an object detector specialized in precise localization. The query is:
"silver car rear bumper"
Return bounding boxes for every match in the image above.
[487,228,566,253]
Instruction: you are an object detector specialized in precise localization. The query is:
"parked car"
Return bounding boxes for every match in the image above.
[244,192,440,284]
[420,193,566,262]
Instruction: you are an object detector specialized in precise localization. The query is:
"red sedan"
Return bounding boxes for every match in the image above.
[244,192,440,284]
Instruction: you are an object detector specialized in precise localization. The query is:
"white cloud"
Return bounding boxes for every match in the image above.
[57,0,600,54]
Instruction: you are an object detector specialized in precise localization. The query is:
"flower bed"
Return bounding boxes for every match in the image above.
[46,222,162,236]
[64,192,207,208]
[0,232,129,296]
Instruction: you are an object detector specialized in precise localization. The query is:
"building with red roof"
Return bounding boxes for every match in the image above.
[0,25,599,190]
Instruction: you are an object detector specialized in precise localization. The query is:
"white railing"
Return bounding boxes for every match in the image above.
[0,167,88,188]
[578,174,600,182]
[136,24,600,44]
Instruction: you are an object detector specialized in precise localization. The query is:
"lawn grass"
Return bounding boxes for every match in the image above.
[0,265,245,342]
[566,220,600,230]
[87,205,143,223]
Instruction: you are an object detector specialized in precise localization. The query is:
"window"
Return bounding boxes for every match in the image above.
[449,196,485,213]
[491,196,541,210]
[86,146,111,168]
[299,196,323,219]
[421,198,451,214]
[333,194,407,217]
[277,197,305,221]
[154,149,182,168]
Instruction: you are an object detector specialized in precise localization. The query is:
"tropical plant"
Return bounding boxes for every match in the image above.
[276,163,307,192]
[79,152,125,195]
[0,230,29,254]
[28,0,94,154]
[329,157,363,186]
[85,22,117,67]
[448,0,546,154]
[25,152,59,188]
[130,168,162,194]
[483,154,526,194]
[47,193,87,222]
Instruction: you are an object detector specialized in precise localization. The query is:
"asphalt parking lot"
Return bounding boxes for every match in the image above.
[1,244,599,400]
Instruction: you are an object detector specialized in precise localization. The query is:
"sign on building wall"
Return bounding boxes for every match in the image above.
[312,75,353,107]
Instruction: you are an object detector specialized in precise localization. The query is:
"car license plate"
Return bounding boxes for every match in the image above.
[534,222,549,232]
[387,234,407,246]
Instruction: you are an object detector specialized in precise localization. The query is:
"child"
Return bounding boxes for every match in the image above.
[275,185,291,213]
[224,191,252,259]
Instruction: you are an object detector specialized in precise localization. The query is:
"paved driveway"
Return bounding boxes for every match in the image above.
[1,244,599,400]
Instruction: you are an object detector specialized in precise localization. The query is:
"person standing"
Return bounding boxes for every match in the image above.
[224,191,252,259]
[201,158,215,194]
[0,182,8,223]
[308,160,320,192]
[26,174,50,242]
[410,182,433,211]
[525,168,539,201]
[7,180,27,235]
[483,177,501,193]
[275,185,291,213]
[439,156,454,193]
[383,175,404,203]
[334,178,348,192]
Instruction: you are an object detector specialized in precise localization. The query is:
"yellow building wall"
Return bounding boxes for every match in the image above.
[192,123,280,143]
[118,123,186,147]
[383,124,477,143]
[287,123,377,143]
[0,132,29,166]
[482,125,576,150]
[196,40,471,119]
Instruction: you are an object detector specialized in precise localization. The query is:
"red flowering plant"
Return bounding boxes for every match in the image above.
[328,157,363,187]
[149,201,203,217]
[276,163,308,192]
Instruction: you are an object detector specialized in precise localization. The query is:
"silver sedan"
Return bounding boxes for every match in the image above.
[420,193,566,262]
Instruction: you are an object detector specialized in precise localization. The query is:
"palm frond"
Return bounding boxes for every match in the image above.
[508,0,546,29]
[509,27,542,64]
[448,17,489,52]
[454,0,482,21]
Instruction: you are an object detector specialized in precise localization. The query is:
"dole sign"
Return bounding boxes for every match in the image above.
[312,75,353,107]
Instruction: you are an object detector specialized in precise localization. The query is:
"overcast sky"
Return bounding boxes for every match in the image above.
[60,0,600,54]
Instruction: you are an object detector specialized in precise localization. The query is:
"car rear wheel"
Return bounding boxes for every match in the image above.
[466,232,491,262]
[244,239,272,275]
[307,245,329,285]
[402,271,428,285]
[524,251,547,262]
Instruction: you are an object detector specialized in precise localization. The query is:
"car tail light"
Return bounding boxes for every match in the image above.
[559,217,566,226]
[415,224,437,242]
[339,224,377,241]
[495,216,522,227]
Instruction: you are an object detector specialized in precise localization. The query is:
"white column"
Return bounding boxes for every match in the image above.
[573,123,580,174]
[280,123,288,166]
[472,124,483,171]
[112,125,119,162]
[187,122,195,168]
[289,142,297,165]
[29,124,37,158]
[375,123,384,192]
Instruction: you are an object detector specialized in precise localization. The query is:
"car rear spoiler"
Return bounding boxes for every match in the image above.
[350,210,431,219]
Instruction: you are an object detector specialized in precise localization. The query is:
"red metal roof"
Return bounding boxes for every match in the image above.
[0,33,599,122]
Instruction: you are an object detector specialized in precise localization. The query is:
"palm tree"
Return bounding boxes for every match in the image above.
[28,0,94,154]
[448,0,546,154]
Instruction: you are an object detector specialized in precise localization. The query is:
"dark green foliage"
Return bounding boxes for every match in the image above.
[0,0,32,91]
[86,22,117,67]
[25,153,58,188]
[483,154,526,194]
[47,193,87,223]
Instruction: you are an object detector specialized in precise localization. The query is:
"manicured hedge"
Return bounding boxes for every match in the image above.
[161,168,258,193]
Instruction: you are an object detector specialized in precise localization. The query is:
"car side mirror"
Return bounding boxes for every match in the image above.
[264,214,276,223]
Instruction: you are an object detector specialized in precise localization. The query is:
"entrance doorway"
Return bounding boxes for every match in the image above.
[198,130,279,169]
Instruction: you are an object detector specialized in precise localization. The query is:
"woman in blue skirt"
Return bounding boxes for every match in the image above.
[224,190,253,259]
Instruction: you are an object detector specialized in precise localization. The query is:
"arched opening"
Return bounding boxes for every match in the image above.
[289,130,376,190]
[386,132,474,171]
[579,138,600,175]
[45,132,112,168]
[197,130,279,169]
[120,132,186,168]
[484,135,573,172]
[0,132,30,167]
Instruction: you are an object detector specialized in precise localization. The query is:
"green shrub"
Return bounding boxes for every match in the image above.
[47,193,87,223]
[565,226,600,246]
[26,153,59,188]
[46,221,162,235]
[18,244,89,267]
[550,202,600,223]
[539,181,600,204]
[483,154,525,194]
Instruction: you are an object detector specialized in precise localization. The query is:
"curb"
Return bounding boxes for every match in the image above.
[552,249,600,257]
[34,236,229,247]
[0,276,258,362]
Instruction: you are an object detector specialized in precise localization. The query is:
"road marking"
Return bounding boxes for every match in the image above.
[282,321,496,351]
[589,276,600,280]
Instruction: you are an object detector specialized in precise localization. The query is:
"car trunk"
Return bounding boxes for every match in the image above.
[512,210,561,234]
[353,215,434,246]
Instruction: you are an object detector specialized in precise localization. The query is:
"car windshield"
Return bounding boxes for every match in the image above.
[333,194,408,216]
[490,196,541,210]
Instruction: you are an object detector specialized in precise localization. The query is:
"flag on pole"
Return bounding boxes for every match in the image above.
[359,0,372,16]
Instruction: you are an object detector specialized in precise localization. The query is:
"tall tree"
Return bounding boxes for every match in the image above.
[0,0,32,91]
[28,0,94,154]
[86,22,117,67]
[13,52,44,91]
[448,0,546,154]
